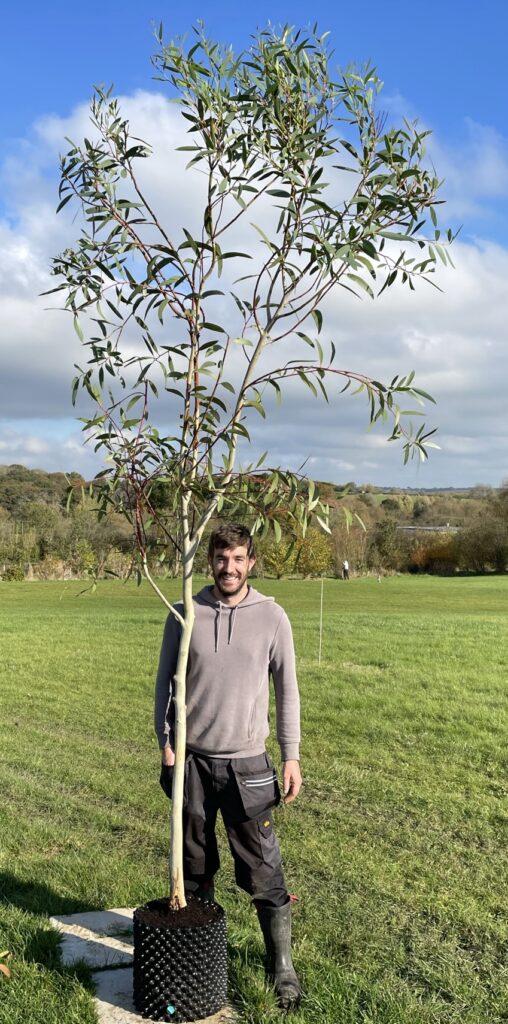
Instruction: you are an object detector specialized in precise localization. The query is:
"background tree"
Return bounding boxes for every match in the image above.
[49,24,451,908]
[331,519,370,575]
[456,519,508,573]
[258,536,298,578]
[493,480,508,522]
[296,527,332,578]
[406,530,457,574]
[369,517,405,572]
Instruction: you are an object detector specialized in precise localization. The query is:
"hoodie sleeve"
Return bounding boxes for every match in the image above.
[269,609,300,762]
[154,611,182,750]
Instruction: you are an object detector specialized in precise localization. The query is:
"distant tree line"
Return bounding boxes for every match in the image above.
[0,464,507,580]
[0,465,132,581]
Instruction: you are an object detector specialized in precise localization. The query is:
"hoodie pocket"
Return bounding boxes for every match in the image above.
[233,759,281,819]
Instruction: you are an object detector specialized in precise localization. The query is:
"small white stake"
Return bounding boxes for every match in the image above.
[318,576,324,665]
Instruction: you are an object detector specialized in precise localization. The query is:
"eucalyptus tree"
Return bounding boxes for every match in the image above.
[50,24,451,908]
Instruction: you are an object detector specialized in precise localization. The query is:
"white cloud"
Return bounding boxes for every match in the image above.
[0,91,507,488]
[0,431,50,456]
[430,119,508,221]
[0,424,99,475]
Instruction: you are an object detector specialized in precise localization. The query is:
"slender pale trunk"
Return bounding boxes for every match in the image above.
[168,578,193,906]
[168,499,196,910]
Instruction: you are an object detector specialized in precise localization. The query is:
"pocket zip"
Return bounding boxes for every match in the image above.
[242,773,277,788]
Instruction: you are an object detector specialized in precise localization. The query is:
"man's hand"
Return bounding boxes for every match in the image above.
[161,747,175,766]
[282,759,302,804]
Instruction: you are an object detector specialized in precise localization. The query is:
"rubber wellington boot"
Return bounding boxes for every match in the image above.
[256,901,302,1010]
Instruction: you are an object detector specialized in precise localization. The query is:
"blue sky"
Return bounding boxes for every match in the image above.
[1,0,507,487]
[2,2,507,142]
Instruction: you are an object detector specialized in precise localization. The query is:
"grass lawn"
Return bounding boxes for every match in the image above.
[0,575,507,1023]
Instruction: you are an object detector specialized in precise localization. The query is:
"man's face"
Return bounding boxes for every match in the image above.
[209,544,255,599]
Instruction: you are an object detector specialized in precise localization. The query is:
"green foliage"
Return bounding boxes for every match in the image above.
[48,22,452,579]
[258,537,297,578]
[0,470,133,578]
[70,538,97,575]
[295,527,333,577]
[1,563,25,582]
[2,463,508,577]
[369,517,404,570]
[48,24,454,907]
[456,518,508,573]
[0,465,77,515]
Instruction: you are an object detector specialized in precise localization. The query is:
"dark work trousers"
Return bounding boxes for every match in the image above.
[160,751,288,908]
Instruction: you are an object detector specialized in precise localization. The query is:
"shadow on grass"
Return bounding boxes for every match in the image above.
[0,871,99,917]
[0,871,100,977]
[0,871,99,1001]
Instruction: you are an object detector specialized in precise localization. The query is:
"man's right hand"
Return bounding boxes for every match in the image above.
[161,747,175,766]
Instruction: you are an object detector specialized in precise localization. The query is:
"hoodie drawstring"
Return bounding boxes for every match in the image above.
[214,604,237,651]
[228,606,237,645]
[214,604,222,653]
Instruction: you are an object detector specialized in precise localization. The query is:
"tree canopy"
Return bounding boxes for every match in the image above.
[49,23,452,573]
[48,23,454,906]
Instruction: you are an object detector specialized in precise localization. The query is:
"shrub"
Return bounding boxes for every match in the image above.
[407,532,458,574]
[34,556,67,580]
[104,548,132,579]
[2,563,25,581]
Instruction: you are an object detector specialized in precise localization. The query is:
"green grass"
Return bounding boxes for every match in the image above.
[1,576,507,1023]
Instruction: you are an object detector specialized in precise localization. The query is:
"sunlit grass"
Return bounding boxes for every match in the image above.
[1,576,507,1022]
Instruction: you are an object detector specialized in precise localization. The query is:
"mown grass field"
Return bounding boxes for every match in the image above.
[0,575,507,1024]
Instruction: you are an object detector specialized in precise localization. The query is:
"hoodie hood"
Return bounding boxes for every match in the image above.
[196,585,274,652]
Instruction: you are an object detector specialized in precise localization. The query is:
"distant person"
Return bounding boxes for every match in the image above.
[342,559,350,580]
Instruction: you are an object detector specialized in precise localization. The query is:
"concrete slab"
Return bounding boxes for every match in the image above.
[50,908,134,968]
[93,967,236,1024]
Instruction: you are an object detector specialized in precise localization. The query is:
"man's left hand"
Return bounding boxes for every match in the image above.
[282,759,302,804]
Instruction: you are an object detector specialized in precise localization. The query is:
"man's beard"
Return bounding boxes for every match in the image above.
[214,572,248,597]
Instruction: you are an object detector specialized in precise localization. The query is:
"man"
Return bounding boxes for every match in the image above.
[154,522,302,1009]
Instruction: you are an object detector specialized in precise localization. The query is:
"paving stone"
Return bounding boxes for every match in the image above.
[93,967,236,1024]
[50,908,134,968]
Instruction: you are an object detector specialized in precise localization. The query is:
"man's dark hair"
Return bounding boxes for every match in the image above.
[208,523,255,559]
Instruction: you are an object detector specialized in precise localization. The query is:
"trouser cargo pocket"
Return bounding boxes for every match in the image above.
[233,754,281,819]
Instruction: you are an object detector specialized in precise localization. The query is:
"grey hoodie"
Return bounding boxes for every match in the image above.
[154,586,300,761]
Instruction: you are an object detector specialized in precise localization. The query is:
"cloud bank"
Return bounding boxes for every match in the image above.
[0,91,507,487]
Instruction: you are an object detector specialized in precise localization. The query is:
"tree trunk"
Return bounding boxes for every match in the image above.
[168,551,194,909]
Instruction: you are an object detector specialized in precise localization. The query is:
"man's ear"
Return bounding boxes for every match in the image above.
[249,556,256,572]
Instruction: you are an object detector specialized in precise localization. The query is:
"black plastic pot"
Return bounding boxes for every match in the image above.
[133,896,227,1022]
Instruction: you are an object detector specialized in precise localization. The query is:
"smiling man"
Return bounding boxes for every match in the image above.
[154,522,302,1009]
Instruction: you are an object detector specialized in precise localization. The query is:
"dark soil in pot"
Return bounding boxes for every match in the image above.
[133,895,227,1023]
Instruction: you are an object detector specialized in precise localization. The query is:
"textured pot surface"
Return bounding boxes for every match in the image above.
[133,897,227,1023]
